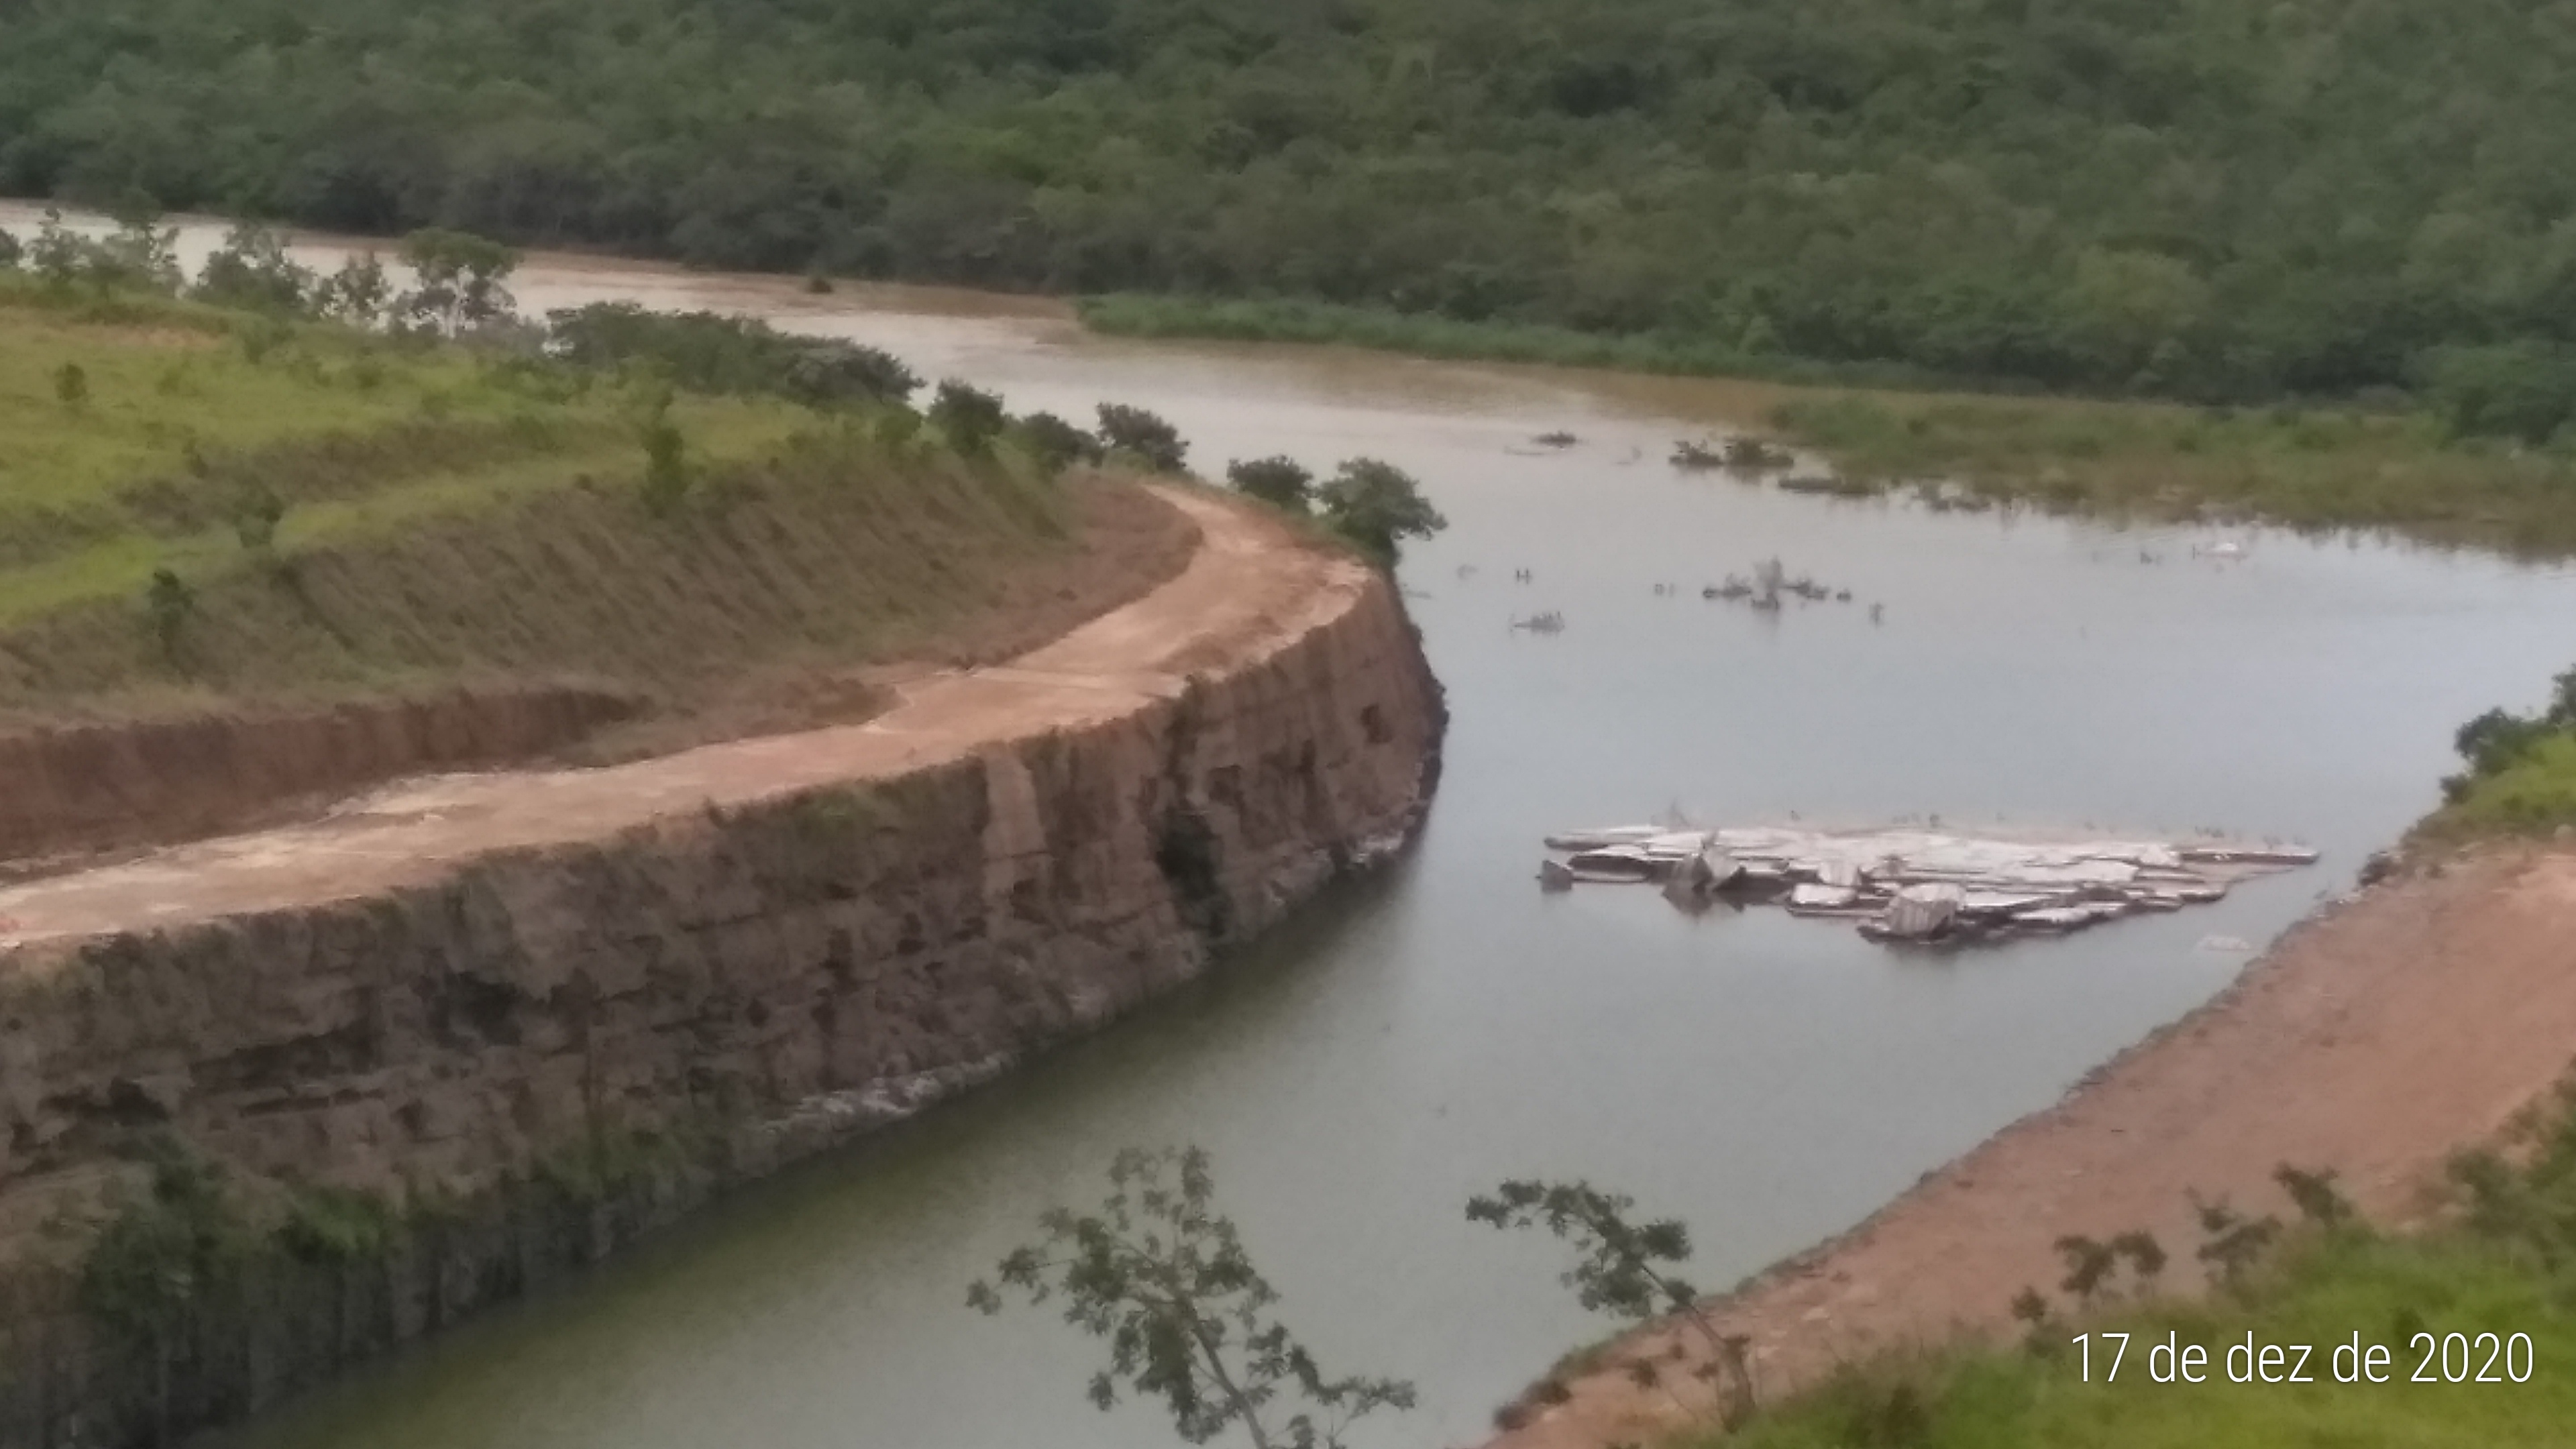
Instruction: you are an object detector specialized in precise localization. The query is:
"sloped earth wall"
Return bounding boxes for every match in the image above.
[0,505,1444,1448]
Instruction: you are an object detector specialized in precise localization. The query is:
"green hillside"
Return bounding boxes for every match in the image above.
[0,233,1195,725]
[5,0,2575,413]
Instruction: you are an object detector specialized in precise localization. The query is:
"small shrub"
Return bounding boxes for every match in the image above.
[2191,1193,2281,1289]
[1226,455,1315,512]
[928,378,1008,454]
[145,567,195,664]
[641,409,691,515]
[1318,457,1448,566]
[1095,401,1189,472]
[1014,411,1103,476]
[875,407,923,452]
[192,221,315,314]
[232,482,286,555]
[2275,1164,2355,1226]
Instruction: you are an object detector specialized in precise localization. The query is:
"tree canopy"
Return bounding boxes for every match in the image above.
[6,0,2576,407]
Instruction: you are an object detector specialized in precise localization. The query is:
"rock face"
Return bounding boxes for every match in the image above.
[0,519,1444,1448]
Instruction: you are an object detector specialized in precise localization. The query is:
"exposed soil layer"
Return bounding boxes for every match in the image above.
[0,480,1198,867]
[1490,847,2576,1449]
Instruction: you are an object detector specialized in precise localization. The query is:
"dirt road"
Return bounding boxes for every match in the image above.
[0,486,1358,959]
[1489,847,2576,1449]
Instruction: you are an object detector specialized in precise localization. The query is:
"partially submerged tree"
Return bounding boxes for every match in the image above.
[1467,1178,1754,1427]
[1316,458,1446,567]
[970,1146,1414,1449]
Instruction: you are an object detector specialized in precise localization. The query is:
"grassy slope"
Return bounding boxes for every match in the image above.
[1700,1234,2576,1449]
[1647,1007,2576,1449]
[1085,298,2576,557]
[2420,737,2576,840]
[0,281,1169,717]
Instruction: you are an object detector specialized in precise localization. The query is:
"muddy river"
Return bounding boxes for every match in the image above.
[10,203,2576,1448]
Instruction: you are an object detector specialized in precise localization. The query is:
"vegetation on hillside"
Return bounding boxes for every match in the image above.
[1668,1104,2576,1449]
[2423,668,2576,839]
[0,216,1207,717]
[5,0,2576,417]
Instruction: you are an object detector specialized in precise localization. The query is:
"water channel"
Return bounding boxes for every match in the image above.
[9,203,2575,1448]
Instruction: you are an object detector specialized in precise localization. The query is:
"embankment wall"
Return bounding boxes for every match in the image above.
[0,568,1443,1448]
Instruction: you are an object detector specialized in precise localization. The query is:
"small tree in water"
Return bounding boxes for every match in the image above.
[969,1146,1415,1449]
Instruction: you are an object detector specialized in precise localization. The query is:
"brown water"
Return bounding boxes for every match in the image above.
[12,203,2576,1448]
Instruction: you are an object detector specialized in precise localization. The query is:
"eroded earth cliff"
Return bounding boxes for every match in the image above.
[0,488,1444,1447]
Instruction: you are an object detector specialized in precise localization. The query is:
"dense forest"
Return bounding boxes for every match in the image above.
[5,0,2576,411]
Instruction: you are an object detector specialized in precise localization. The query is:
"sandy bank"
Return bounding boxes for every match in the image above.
[1489,846,2576,1449]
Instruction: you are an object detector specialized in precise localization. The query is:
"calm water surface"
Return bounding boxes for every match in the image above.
[13,205,2575,1448]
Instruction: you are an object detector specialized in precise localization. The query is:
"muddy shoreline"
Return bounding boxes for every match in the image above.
[1487,845,2576,1449]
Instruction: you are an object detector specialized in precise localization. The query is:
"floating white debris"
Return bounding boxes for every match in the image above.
[1545,826,1668,851]
[1538,820,2315,948]
[1874,883,1966,940]
[1786,883,1863,913]
[1565,845,1659,881]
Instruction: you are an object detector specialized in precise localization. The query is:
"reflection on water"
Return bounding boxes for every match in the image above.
[13,201,2575,1449]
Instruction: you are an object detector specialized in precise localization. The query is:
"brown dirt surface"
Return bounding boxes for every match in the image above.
[0,486,1361,957]
[1489,847,2576,1449]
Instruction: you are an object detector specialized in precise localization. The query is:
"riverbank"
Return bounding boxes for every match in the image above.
[1486,843,2576,1449]
[0,486,1446,1446]
[1083,296,2576,558]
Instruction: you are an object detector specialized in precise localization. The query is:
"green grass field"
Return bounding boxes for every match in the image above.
[0,275,1163,718]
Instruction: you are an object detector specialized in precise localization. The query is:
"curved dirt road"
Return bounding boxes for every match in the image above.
[0,486,1358,959]
[1491,847,2576,1449]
